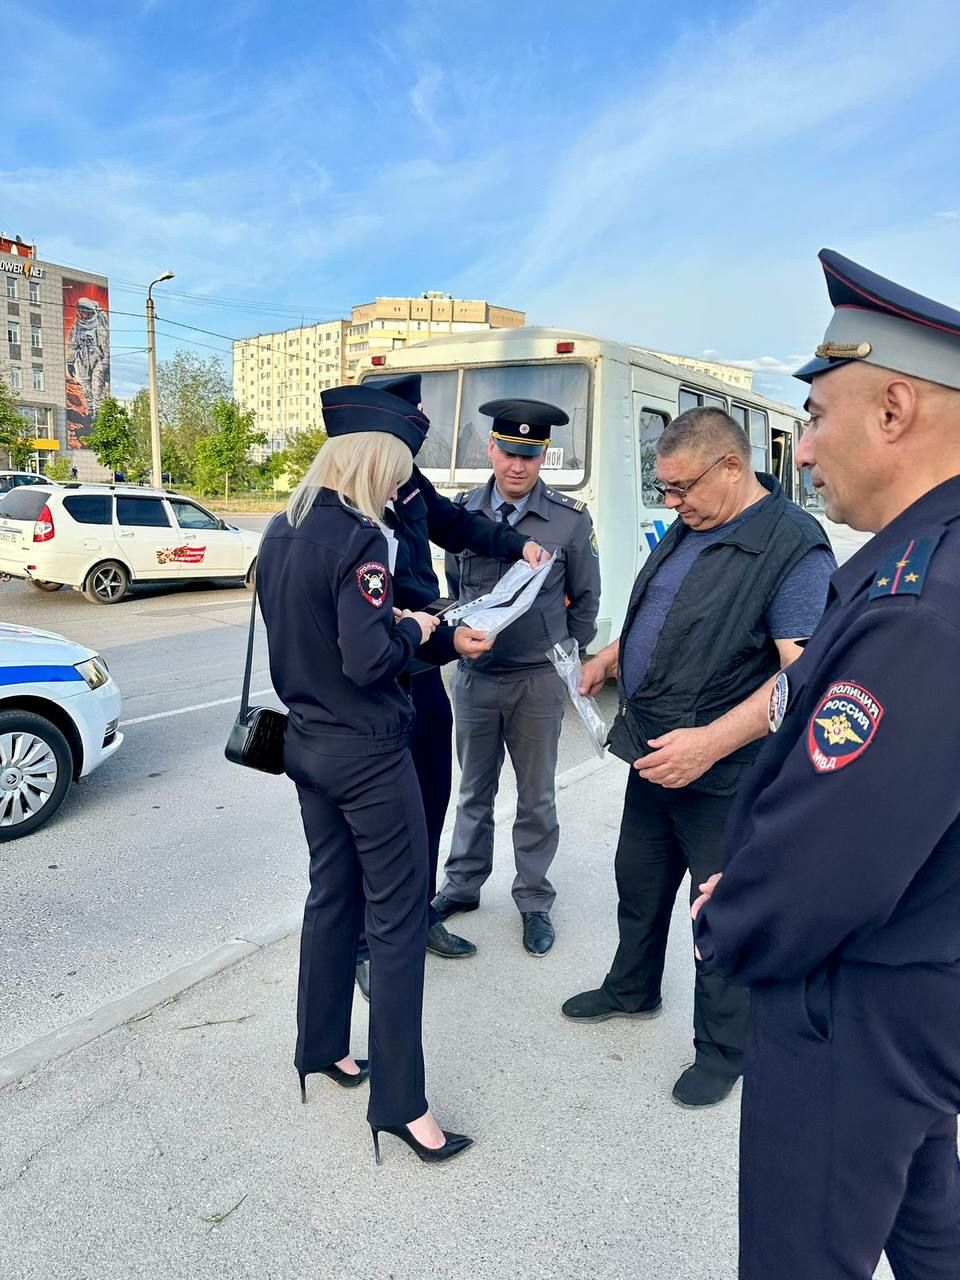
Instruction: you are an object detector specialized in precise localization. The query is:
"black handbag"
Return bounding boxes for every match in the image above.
[224,584,287,774]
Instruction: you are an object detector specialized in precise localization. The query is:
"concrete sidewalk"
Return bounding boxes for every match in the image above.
[0,755,893,1280]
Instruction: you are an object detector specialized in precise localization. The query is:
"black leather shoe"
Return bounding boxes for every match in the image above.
[355,960,370,1003]
[561,987,663,1022]
[521,911,555,956]
[671,1064,739,1109]
[431,893,480,923]
[426,921,477,958]
[298,1059,369,1102]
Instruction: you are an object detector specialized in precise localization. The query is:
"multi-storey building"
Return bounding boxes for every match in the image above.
[345,292,525,377]
[231,319,348,459]
[635,349,754,391]
[0,234,111,477]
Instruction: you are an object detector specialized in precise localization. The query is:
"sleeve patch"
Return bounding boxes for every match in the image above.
[356,561,389,607]
[589,529,599,558]
[768,670,789,732]
[807,681,884,773]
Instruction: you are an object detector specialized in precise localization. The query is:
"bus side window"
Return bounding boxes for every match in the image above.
[636,407,670,506]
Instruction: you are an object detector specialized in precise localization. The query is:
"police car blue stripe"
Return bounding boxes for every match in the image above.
[0,664,84,686]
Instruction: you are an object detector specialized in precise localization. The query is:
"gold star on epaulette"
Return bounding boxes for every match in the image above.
[905,572,919,583]
[876,577,890,587]
[896,559,910,569]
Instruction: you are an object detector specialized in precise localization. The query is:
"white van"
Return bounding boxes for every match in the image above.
[0,484,261,603]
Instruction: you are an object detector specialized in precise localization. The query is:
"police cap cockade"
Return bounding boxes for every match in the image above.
[481,398,569,457]
[795,249,960,391]
[320,376,430,456]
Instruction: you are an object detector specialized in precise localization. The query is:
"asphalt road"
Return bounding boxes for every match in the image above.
[0,514,619,1058]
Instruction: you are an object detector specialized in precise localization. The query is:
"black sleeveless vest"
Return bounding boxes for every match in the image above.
[607,476,831,794]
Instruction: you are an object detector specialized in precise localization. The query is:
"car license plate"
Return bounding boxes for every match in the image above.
[0,529,17,543]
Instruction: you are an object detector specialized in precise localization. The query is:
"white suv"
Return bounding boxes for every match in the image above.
[0,484,261,604]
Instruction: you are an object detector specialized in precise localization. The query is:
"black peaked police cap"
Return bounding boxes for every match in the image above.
[320,378,430,456]
[481,398,568,457]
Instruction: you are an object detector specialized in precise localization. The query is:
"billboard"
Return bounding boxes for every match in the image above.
[63,278,110,447]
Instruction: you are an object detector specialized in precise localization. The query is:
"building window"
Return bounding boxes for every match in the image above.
[31,324,41,350]
[28,280,39,304]
[5,277,16,300]
[9,367,21,391]
[7,320,19,345]
[32,365,44,391]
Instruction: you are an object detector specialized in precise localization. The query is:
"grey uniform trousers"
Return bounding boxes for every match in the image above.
[441,664,565,913]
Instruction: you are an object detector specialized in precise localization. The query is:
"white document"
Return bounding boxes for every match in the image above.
[444,554,555,639]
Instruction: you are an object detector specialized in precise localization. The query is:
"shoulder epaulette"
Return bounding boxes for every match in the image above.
[343,506,378,528]
[454,491,467,506]
[544,489,588,514]
[868,535,943,600]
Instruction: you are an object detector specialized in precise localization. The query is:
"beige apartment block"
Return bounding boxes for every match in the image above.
[345,292,525,377]
[232,319,349,458]
[636,348,754,391]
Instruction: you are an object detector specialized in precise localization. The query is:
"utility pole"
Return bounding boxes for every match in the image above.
[146,271,175,487]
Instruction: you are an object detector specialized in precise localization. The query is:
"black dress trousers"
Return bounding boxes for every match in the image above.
[602,770,749,1079]
[286,737,429,1129]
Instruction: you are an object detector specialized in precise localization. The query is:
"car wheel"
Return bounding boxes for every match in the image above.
[84,560,130,605]
[244,557,257,590]
[0,709,74,841]
[30,580,63,592]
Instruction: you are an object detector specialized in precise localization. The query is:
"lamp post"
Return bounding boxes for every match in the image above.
[146,271,175,488]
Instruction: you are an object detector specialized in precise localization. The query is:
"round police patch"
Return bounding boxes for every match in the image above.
[807,680,884,774]
[768,670,789,733]
[590,529,599,559]
[356,561,388,607]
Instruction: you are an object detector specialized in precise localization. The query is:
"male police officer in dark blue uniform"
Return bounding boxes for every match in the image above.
[349,377,547,993]
[693,250,960,1278]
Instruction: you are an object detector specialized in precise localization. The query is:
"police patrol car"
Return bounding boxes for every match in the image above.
[0,623,122,840]
[0,483,261,603]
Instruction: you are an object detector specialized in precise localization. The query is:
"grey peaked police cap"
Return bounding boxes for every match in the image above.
[795,248,960,391]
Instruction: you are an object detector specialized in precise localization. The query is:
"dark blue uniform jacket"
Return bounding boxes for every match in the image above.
[257,490,423,755]
[389,467,528,667]
[695,476,960,983]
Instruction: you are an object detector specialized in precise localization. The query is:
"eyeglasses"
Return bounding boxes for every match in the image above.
[652,454,730,501]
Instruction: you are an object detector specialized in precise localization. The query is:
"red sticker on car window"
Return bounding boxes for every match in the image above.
[807,681,884,774]
[356,561,388,607]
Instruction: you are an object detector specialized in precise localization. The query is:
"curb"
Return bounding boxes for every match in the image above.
[0,752,620,1091]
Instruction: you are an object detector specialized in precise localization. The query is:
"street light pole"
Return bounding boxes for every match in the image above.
[146,271,175,488]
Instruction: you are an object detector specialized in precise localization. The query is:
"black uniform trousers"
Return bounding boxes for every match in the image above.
[602,770,749,1078]
[357,666,452,961]
[286,738,429,1129]
[740,962,960,1279]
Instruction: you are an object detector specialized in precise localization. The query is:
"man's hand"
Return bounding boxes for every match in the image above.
[691,872,722,959]
[633,726,719,789]
[578,653,610,697]
[522,541,549,568]
[454,626,495,660]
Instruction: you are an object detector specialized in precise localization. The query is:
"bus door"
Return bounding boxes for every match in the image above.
[771,424,797,501]
[632,393,676,573]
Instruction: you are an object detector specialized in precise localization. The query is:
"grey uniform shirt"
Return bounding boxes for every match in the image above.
[446,476,601,678]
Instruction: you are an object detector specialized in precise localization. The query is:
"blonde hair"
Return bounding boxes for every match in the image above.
[286,432,413,528]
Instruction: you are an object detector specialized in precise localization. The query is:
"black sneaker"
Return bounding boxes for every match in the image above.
[561,987,663,1022]
[426,922,477,958]
[671,1063,739,1109]
[431,893,480,923]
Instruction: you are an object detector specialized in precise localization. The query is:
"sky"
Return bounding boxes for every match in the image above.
[4,0,959,406]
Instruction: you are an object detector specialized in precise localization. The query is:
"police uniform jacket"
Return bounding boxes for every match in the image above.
[256,490,423,755]
[694,475,960,982]
[445,476,601,677]
[390,465,529,669]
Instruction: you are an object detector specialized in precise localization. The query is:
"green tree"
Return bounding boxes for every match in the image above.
[157,351,230,474]
[283,428,327,488]
[249,451,288,491]
[0,378,36,469]
[87,397,135,477]
[127,388,153,482]
[43,455,73,481]
[193,399,266,501]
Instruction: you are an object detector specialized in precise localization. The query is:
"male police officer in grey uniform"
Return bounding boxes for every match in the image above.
[433,399,601,956]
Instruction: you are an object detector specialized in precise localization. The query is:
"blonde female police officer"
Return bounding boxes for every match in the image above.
[256,384,472,1166]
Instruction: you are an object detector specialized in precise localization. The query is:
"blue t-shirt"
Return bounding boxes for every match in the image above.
[620,498,836,696]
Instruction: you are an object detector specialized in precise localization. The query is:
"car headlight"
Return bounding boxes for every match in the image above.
[74,656,109,690]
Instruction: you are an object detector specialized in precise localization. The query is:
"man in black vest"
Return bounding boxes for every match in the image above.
[561,406,836,1107]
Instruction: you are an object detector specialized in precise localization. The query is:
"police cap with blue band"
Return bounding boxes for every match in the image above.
[795,248,960,391]
[320,376,430,455]
[481,398,569,457]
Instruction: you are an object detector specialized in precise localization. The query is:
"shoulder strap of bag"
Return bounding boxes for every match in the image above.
[239,586,258,718]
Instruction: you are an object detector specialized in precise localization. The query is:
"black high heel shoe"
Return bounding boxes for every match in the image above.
[297,1060,369,1102]
[370,1123,473,1165]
